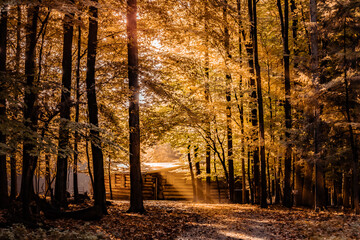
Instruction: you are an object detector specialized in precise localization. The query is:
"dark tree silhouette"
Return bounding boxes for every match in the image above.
[127,0,145,213]
[85,0,107,215]
[0,5,8,209]
[55,2,74,206]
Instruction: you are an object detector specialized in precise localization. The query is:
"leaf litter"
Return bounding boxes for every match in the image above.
[1,201,360,239]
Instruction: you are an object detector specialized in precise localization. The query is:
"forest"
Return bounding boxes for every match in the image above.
[0,0,359,239]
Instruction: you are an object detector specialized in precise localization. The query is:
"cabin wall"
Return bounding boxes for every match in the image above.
[105,171,229,202]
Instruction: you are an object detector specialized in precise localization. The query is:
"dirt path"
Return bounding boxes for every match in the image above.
[172,202,360,240]
[1,201,360,239]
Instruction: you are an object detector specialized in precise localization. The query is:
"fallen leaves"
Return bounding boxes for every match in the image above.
[1,201,360,239]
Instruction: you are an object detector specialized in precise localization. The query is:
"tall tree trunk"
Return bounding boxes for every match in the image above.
[252,0,267,208]
[21,5,40,218]
[247,0,260,204]
[108,157,113,200]
[0,5,8,209]
[45,154,51,196]
[187,145,197,202]
[343,24,359,214]
[204,3,211,203]
[86,0,107,215]
[73,16,82,199]
[342,172,350,208]
[127,0,144,213]
[266,153,271,204]
[223,0,234,203]
[194,146,203,201]
[309,0,325,211]
[248,151,254,204]
[85,138,94,191]
[237,0,247,205]
[267,60,274,203]
[277,0,292,208]
[10,5,22,201]
[55,3,74,206]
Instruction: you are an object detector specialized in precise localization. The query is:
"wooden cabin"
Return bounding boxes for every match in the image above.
[105,162,229,202]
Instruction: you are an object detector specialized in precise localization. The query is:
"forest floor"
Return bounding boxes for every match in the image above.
[1,200,360,239]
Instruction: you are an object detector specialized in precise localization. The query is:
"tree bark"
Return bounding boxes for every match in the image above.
[237,0,247,204]
[309,0,325,211]
[108,157,113,200]
[235,0,247,203]
[21,5,40,218]
[248,151,254,204]
[343,23,359,214]
[55,3,74,206]
[86,0,107,215]
[204,2,211,203]
[73,16,82,199]
[194,146,203,201]
[127,0,145,213]
[252,0,267,208]
[342,172,350,208]
[10,5,22,201]
[223,0,234,203]
[277,0,292,208]
[0,5,8,209]
[187,145,197,202]
[247,0,260,205]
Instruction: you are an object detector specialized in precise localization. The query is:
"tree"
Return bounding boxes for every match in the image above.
[223,0,234,203]
[0,5,8,209]
[73,16,82,200]
[127,0,145,213]
[277,0,292,208]
[343,15,359,214]
[20,4,40,218]
[246,0,260,204]
[309,0,325,211]
[55,0,75,206]
[85,0,107,215]
[252,0,267,208]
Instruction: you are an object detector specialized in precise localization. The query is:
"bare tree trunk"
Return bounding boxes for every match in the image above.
[86,0,107,215]
[194,146,204,201]
[127,0,144,213]
[343,23,359,214]
[85,139,94,191]
[247,0,260,205]
[108,157,113,200]
[73,16,81,200]
[309,0,325,211]
[342,172,350,208]
[55,2,74,206]
[187,145,197,202]
[0,5,8,209]
[252,0,267,208]
[222,0,234,203]
[21,5,40,218]
[266,153,271,204]
[248,151,254,204]
[10,6,22,201]
[236,0,247,205]
[45,154,51,197]
[204,3,211,203]
[277,0,292,208]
